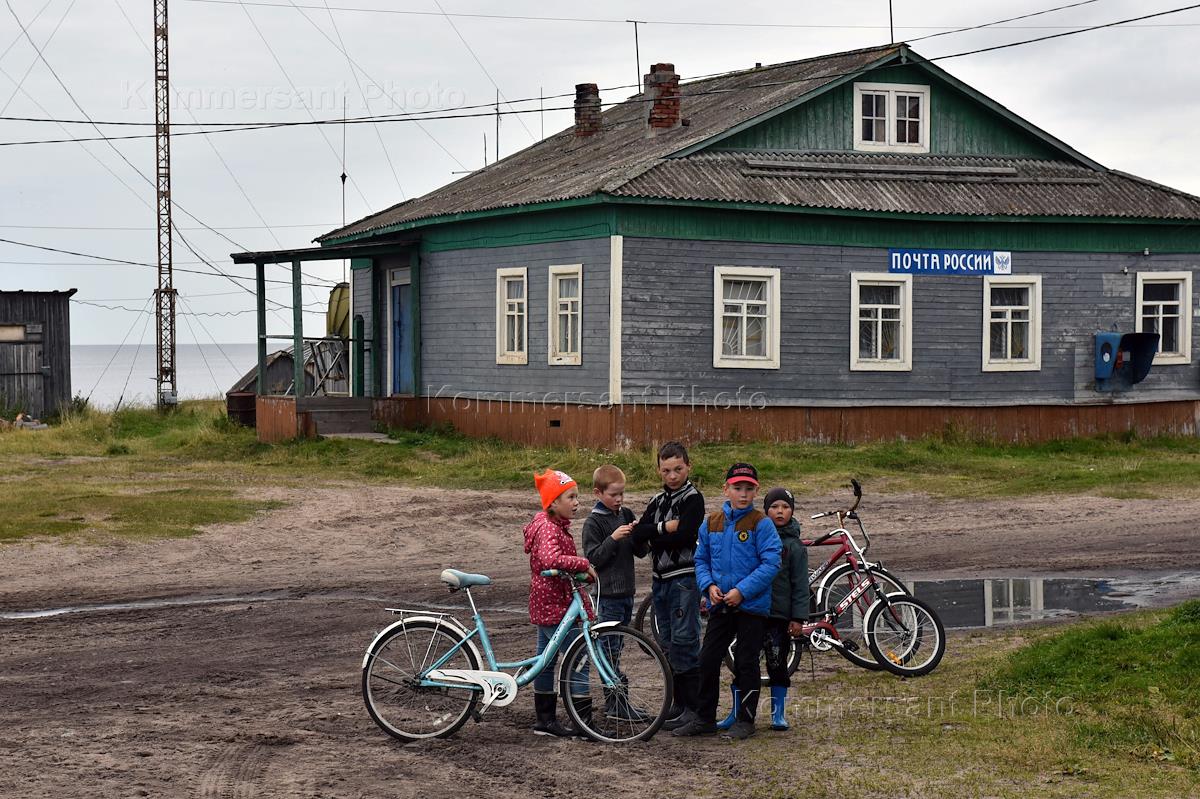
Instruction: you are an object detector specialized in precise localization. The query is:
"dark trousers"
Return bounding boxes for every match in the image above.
[763,617,793,688]
[697,607,765,724]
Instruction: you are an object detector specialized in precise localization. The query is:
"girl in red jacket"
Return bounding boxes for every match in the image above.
[523,469,597,737]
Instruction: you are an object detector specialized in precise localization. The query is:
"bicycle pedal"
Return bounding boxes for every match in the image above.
[470,709,483,723]
[842,639,859,652]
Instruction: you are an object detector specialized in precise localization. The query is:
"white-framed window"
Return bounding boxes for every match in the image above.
[713,266,781,369]
[1136,271,1193,365]
[850,273,912,371]
[982,275,1042,372]
[548,264,582,365]
[853,82,930,153]
[495,267,527,365]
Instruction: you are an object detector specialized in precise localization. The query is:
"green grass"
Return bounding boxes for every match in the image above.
[1,400,1199,542]
[744,604,1200,798]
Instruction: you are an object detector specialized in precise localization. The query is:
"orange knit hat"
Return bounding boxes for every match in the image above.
[534,469,577,510]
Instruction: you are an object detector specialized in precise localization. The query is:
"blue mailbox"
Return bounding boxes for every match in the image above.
[1095,332,1160,390]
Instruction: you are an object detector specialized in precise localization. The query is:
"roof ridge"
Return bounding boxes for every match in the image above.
[676,42,901,90]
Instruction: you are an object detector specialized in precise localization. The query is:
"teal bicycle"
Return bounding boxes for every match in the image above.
[362,568,673,743]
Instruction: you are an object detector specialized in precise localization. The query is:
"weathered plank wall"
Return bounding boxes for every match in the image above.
[373,397,1200,447]
[0,291,73,418]
[256,396,315,442]
[620,239,1200,406]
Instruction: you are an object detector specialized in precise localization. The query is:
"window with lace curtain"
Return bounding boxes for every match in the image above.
[1136,271,1193,365]
[548,264,582,365]
[982,275,1041,372]
[713,266,780,369]
[495,267,527,365]
[850,273,912,371]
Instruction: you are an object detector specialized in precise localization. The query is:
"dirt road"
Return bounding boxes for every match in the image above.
[2,486,1198,798]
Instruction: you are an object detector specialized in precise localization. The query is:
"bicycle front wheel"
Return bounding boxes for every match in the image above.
[362,619,480,742]
[864,593,946,677]
[817,565,909,671]
[559,624,672,743]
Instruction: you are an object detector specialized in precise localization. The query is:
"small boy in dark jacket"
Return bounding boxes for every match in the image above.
[718,487,808,732]
[631,441,706,730]
[582,464,650,721]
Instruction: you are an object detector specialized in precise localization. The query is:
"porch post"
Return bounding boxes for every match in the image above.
[255,261,266,395]
[292,259,304,396]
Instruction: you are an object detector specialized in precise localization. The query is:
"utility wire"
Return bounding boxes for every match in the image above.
[85,295,152,403]
[114,308,155,411]
[177,302,225,392]
[315,0,405,197]
[0,0,78,116]
[908,0,1104,42]
[11,0,1200,150]
[73,299,326,315]
[234,0,372,210]
[431,0,535,144]
[0,0,53,62]
[182,0,1194,30]
[179,295,244,373]
[0,237,335,287]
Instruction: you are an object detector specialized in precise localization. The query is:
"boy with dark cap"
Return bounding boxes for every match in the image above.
[673,462,781,740]
[718,486,808,732]
[631,441,706,730]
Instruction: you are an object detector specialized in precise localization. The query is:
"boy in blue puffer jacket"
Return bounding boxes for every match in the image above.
[673,462,781,740]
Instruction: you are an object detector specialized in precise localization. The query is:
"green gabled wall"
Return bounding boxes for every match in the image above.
[712,63,1065,161]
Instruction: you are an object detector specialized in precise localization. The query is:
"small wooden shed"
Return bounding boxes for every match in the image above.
[0,290,75,419]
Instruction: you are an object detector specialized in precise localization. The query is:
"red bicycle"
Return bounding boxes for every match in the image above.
[635,480,944,678]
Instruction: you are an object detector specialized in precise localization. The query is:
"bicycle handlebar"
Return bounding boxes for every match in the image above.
[540,569,591,583]
[810,478,864,520]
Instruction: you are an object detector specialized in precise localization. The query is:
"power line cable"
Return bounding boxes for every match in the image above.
[234,0,372,211]
[85,294,152,403]
[908,0,1104,42]
[430,0,535,144]
[0,0,78,116]
[177,302,224,392]
[315,0,405,198]
[179,295,246,372]
[113,307,155,411]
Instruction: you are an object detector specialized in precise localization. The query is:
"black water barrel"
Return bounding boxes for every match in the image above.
[226,391,257,427]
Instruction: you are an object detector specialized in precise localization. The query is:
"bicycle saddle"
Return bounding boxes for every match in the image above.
[440,569,492,588]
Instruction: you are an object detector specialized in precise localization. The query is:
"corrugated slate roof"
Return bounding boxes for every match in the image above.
[318,43,1200,242]
[614,151,1200,219]
[319,44,900,241]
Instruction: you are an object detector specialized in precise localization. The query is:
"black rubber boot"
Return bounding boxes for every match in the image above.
[566,695,594,740]
[531,692,573,737]
[662,672,686,724]
[662,669,700,731]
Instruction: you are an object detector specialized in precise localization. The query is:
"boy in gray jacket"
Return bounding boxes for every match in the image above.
[582,464,651,721]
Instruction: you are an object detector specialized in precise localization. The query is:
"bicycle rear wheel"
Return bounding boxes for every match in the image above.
[362,619,480,742]
[864,593,946,677]
[559,624,671,743]
[722,631,803,684]
[817,565,908,671]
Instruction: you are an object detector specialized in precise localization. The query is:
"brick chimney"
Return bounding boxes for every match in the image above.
[574,83,601,137]
[644,63,681,131]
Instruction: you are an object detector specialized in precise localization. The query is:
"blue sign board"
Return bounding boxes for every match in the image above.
[889,249,1012,275]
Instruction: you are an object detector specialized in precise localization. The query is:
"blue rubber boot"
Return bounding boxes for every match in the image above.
[716,686,741,730]
[770,686,789,731]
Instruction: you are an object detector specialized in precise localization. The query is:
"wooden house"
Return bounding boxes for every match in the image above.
[237,44,1200,444]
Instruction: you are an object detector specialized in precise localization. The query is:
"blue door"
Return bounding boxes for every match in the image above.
[392,282,415,395]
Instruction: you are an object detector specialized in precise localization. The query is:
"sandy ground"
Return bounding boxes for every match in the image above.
[2,485,1199,798]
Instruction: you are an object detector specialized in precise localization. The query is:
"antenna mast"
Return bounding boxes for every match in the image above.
[154,0,178,409]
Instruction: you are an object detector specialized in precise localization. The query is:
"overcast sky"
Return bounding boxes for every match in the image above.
[2,0,1198,345]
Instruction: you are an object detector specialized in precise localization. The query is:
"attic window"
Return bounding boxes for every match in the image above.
[853,82,930,154]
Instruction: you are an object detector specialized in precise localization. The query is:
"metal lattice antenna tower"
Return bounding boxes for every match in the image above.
[154,0,178,409]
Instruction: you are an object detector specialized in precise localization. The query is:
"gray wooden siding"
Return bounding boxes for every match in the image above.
[620,238,1200,406]
[417,239,612,399]
[0,292,72,417]
[350,263,375,394]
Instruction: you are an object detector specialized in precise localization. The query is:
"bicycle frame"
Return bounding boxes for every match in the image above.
[414,583,621,692]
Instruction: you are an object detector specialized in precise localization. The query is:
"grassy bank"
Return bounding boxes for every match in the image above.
[746,601,1200,798]
[1,401,1198,542]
